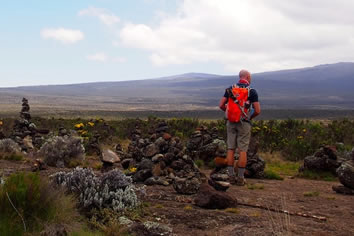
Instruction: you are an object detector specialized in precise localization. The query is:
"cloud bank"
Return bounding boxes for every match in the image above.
[119,0,354,72]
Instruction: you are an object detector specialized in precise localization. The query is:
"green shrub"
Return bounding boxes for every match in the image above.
[194,159,204,168]
[0,172,79,235]
[264,169,284,180]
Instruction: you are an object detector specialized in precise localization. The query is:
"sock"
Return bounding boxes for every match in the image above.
[238,168,245,178]
[227,165,235,177]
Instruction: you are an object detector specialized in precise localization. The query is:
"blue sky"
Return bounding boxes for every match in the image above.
[1,0,354,87]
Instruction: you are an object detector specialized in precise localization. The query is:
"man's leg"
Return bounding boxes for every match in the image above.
[235,122,251,185]
[226,149,236,178]
[226,121,237,183]
[237,151,247,179]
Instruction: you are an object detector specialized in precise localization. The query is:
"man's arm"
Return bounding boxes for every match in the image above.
[250,102,261,120]
[219,97,227,112]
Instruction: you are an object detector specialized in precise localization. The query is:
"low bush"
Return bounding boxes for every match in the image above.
[52,168,139,211]
[0,172,79,236]
[39,136,85,167]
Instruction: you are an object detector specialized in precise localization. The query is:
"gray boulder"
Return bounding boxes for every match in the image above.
[173,177,200,195]
[337,160,354,189]
[101,149,121,164]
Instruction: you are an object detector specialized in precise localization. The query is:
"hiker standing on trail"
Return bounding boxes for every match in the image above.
[219,70,261,185]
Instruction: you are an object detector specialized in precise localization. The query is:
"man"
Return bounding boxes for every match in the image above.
[219,70,261,185]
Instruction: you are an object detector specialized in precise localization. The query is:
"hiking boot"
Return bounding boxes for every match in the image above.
[235,177,246,186]
[228,175,236,185]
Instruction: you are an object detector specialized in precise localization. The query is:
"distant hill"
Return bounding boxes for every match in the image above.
[1,62,354,113]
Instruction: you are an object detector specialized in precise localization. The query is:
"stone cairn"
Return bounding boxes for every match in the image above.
[332,148,354,195]
[187,126,265,182]
[11,98,44,151]
[299,146,350,175]
[121,121,204,195]
[187,126,226,161]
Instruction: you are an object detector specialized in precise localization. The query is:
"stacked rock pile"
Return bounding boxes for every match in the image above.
[11,98,45,151]
[300,146,350,174]
[333,148,354,195]
[204,136,266,183]
[121,122,204,194]
[187,126,226,161]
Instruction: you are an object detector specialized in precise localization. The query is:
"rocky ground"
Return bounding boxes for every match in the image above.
[1,159,353,236]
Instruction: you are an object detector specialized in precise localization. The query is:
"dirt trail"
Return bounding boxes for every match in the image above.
[1,160,353,236]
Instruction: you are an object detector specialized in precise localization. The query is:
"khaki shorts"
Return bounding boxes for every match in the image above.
[226,120,251,152]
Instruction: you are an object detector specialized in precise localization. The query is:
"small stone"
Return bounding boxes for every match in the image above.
[133,169,152,182]
[152,154,164,162]
[163,133,172,141]
[208,179,230,191]
[138,159,153,171]
[210,173,229,182]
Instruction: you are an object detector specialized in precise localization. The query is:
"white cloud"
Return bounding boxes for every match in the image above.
[79,7,120,26]
[87,53,108,62]
[119,0,354,72]
[86,53,126,63]
[41,28,84,44]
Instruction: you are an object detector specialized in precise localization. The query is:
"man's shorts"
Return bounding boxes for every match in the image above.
[226,120,251,152]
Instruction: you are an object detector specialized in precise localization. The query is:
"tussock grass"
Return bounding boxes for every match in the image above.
[247,183,265,190]
[303,191,320,197]
[184,205,193,210]
[297,170,337,182]
[0,172,80,236]
[225,208,239,214]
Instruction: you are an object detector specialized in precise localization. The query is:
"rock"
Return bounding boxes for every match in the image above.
[152,162,163,176]
[23,135,34,150]
[243,154,266,178]
[122,158,133,169]
[337,160,354,189]
[173,177,200,195]
[170,159,185,170]
[129,221,172,236]
[144,144,158,158]
[210,173,229,182]
[194,183,237,209]
[101,149,121,164]
[144,176,170,186]
[133,169,152,182]
[332,185,354,195]
[302,146,342,174]
[163,133,172,141]
[152,154,164,162]
[208,179,230,191]
[138,159,154,171]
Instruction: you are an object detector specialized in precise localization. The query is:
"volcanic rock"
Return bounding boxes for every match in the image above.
[194,183,237,209]
[337,159,354,189]
[144,144,158,158]
[173,177,200,195]
[133,169,152,182]
[101,149,120,164]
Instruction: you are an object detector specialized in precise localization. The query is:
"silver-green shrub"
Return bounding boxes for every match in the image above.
[51,167,139,211]
[39,136,85,167]
[0,139,21,154]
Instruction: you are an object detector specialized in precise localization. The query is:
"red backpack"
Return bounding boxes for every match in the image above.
[226,84,250,122]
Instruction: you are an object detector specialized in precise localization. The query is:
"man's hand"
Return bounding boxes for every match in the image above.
[250,102,261,120]
[219,97,227,111]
